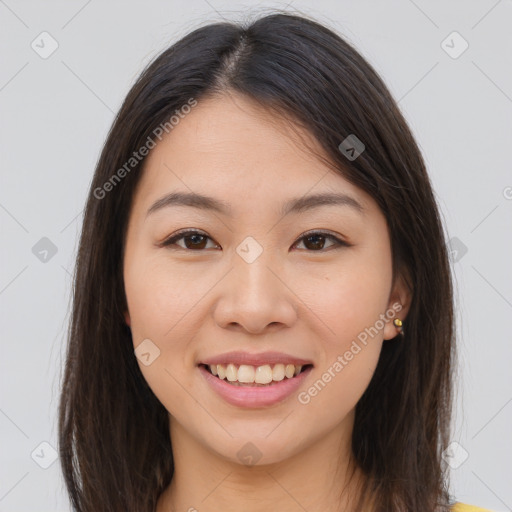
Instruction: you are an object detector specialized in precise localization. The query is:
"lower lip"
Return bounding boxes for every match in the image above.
[198,365,313,408]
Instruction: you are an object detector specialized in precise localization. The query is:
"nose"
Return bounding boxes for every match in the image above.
[212,252,298,334]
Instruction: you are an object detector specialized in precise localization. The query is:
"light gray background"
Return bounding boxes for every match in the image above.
[1,1,511,510]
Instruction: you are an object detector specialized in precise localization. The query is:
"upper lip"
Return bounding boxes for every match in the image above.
[199,351,313,367]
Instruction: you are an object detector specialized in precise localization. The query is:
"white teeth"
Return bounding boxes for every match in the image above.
[255,365,273,384]
[238,364,255,383]
[226,363,237,382]
[272,364,285,381]
[206,362,307,384]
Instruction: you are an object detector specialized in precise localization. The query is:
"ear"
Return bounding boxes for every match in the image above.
[383,273,412,340]
[124,310,131,328]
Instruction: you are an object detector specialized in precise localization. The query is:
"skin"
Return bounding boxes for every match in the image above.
[123,92,411,512]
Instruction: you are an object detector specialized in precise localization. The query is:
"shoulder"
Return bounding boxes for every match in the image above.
[452,502,495,512]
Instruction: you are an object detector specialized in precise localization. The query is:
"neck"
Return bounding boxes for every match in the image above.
[156,410,367,512]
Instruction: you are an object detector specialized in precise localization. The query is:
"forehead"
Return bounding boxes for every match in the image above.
[133,93,374,216]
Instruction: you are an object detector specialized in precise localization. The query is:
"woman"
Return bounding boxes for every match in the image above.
[58,11,493,512]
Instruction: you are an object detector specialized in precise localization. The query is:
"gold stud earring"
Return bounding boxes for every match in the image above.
[393,318,405,336]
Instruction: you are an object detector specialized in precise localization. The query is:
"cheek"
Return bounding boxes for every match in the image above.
[124,252,207,341]
[124,253,212,408]
[296,341,381,437]
[298,252,392,344]
[124,257,196,417]
[293,250,391,405]
[294,270,389,425]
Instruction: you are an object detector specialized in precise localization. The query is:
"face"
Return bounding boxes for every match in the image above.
[123,92,409,466]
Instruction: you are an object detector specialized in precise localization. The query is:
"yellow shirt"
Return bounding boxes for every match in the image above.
[452,502,494,512]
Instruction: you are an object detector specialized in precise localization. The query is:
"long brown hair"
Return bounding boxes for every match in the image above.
[58,11,456,511]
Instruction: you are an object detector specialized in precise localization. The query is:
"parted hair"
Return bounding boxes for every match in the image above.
[58,11,456,512]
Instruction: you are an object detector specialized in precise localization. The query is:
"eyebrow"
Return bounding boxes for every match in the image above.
[146,191,365,218]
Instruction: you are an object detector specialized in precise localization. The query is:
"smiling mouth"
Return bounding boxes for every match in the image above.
[199,363,314,387]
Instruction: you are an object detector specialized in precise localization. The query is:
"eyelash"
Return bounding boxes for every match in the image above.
[160,229,350,252]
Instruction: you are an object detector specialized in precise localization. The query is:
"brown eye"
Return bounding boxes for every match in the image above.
[161,230,218,250]
[294,231,348,251]
[161,229,349,252]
